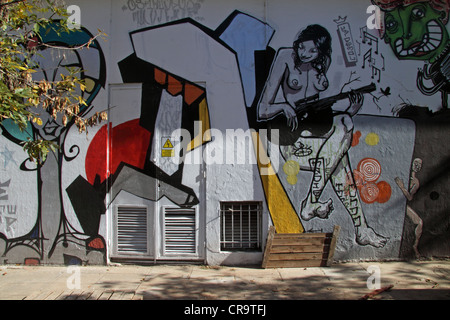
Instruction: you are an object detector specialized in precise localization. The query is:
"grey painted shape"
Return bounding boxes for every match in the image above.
[110,165,196,207]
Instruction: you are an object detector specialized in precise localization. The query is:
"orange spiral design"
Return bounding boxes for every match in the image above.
[357,158,381,182]
[360,182,380,204]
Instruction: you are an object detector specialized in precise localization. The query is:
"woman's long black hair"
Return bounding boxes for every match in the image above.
[292,24,332,74]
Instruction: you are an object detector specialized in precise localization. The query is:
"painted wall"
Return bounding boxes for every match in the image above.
[0,0,449,265]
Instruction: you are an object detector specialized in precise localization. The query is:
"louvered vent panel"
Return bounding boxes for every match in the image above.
[117,206,147,254]
[164,207,196,254]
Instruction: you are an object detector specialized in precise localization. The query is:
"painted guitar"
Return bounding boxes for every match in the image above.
[266,83,376,146]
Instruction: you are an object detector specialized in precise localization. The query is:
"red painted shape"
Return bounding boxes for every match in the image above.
[184,82,204,105]
[24,258,40,266]
[360,182,380,204]
[85,119,151,184]
[376,181,392,203]
[167,75,183,96]
[85,124,109,184]
[352,130,361,147]
[154,68,167,85]
[87,237,105,249]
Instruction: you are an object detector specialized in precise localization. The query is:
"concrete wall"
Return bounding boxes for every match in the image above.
[0,0,449,265]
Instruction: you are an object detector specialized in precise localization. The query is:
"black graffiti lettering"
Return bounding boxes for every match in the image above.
[349,196,358,207]
[349,206,358,216]
[133,8,166,25]
[128,0,202,25]
[335,182,344,198]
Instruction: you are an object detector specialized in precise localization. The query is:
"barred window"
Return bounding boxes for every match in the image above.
[220,201,262,251]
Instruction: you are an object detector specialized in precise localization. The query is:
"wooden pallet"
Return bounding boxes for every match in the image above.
[262,225,340,268]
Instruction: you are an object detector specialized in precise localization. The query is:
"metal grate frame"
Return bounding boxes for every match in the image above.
[163,207,197,255]
[116,205,148,255]
[220,201,262,251]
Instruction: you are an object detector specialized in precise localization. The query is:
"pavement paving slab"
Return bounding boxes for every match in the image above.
[0,260,449,301]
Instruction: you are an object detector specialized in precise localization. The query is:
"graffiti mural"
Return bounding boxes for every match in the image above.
[0,0,449,265]
[0,22,107,265]
[83,56,209,208]
[372,0,450,107]
[108,9,416,261]
[370,0,450,259]
[256,23,389,249]
[123,0,205,26]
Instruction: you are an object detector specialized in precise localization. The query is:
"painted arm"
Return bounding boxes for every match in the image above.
[257,49,298,130]
[345,91,365,116]
[395,176,419,201]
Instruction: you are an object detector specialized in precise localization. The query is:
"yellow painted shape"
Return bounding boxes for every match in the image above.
[161,149,175,157]
[365,132,380,146]
[187,98,211,152]
[284,160,300,185]
[286,175,298,185]
[252,132,304,233]
[283,160,300,176]
[84,78,96,93]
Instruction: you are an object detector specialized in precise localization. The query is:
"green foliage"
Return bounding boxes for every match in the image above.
[0,0,107,164]
[22,137,59,163]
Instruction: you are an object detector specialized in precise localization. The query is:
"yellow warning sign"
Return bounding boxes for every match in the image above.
[163,139,174,149]
[162,149,175,157]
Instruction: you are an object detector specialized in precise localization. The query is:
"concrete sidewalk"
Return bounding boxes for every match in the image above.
[0,260,449,300]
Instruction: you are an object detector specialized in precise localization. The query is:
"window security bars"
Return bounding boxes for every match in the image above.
[220,202,262,251]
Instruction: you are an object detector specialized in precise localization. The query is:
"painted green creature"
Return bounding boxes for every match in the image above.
[373,0,450,107]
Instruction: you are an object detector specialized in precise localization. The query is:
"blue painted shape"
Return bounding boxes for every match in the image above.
[39,21,99,49]
[0,119,33,142]
[219,13,274,107]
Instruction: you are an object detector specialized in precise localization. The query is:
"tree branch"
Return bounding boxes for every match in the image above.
[0,0,26,8]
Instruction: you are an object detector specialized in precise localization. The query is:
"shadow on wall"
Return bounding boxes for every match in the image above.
[396,105,450,259]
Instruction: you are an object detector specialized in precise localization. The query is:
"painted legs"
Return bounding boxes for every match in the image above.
[281,114,387,247]
[406,206,423,259]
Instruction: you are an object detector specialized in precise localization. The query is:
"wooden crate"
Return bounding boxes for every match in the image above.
[262,225,340,268]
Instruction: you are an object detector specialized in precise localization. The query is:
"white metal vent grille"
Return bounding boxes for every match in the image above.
[164,207,196,254]
[220,202,262,251]
[116,206,148,254]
